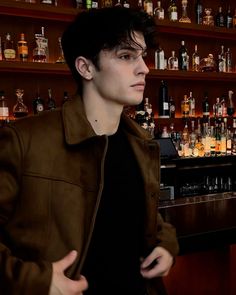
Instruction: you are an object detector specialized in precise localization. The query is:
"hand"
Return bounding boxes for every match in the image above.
[49,250,88,295]
[140,246,173,279]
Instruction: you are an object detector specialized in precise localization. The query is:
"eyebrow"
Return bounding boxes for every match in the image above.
[116,45,147,53]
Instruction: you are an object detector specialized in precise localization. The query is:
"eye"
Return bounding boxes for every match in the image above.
[119,54,133,60]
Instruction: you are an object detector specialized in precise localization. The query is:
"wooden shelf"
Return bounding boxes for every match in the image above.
[148,69,236,82]
[0,1,80,22]
[0,61,71,75]
[155,19,236,41]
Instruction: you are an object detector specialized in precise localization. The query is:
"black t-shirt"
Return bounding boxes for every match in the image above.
[82,128,146,295]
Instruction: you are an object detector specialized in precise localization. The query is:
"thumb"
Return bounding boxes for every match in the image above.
[57,250,78,272]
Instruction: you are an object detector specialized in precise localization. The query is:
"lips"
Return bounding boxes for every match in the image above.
[131,82,146,90]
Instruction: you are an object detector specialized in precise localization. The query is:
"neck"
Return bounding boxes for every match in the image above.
[82,88,123,136]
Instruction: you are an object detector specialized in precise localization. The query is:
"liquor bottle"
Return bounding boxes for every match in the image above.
[62,91,70,105]
[169,96,175,118]
[181,94,190,119]
[210,125,216,156]
[189,91,195,118]
[182,122,190,157]
[33,27,48,63]
[215,123,221,156]
[158,80,169,118]
[202,92,210,121]
[192,44,200,72]
[168,0,178,22]
[226,6,233,28]
[179,0,191,23]
[203,8,214,26]
[13,89,28,118]
[138,0,143,10]
[231,119,236,155]
[122,0,130,8]
[233,9,236,28]
[0,90,9,125]
[0,37,3,61]
[226,123,232,155]
[92,0,99,8]
[41,0,54,4]
[218,45,226,73]
[154,1,164,20]
[56,37,65,64]
[17,33,28,62]
[75,0,84,8]
[220,122,226,156]
[178,40,189,71]
[33,93,45,114]
[143,0,153,16]
[227,90,234,117]
[3,33,16,61]
[155,45,165,70]
[195,0,203,24]
[225,47,232,73]
[47,88,56,110]
[215,6,225,27]
[168,51,178,70]
[213,97,223,118]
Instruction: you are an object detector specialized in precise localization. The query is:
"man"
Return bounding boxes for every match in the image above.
[0,7,178,295]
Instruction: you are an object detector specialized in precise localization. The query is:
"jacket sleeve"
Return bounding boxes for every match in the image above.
[0,125,52,295]
[156,212,179,258]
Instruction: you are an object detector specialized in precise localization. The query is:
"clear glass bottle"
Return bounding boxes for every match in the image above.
[179,0,191,23]
[168,51,178,70]
[33,27,48,63]
[56,37,65,64]
[168,0,178,22]
[218,45,226,73]
[3,33,16,61]
[192,44,200,71]
[189,91,195,118]
[144,0,153,16]
[17,33,28,62]
[155,45,165,70]
[13,89,28,118]
[154,1,164,20]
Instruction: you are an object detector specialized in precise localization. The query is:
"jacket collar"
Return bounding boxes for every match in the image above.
[62,95,153,145]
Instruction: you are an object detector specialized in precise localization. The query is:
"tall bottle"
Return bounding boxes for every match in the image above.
[17,33,28,62]
[3,33,16,61]
[178,40,189,71]
[195,0,203,24]
[155,45,165,70]
[225,47,232,73]
[0,90,9,125]
[168,0,178,22]
[47,88,56,110]
[158,80,169,118]
[192,44,200,71]
[189,91,195,118]
[154,1,164,20]
[181,94,190,119]
[202,92,210,121]
[227,90,234,117]
[218,45,226,73]
[215,6,225,27]
[226,6,233,28]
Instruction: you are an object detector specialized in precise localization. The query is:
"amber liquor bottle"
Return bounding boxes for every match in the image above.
[17,33,28,62]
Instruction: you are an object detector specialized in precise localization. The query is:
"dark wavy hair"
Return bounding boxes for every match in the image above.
[61,7,157,94]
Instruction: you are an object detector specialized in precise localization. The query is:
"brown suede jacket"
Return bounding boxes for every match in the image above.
[0,95,179,295]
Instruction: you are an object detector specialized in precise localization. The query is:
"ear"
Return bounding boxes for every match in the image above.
[75,56,93,80]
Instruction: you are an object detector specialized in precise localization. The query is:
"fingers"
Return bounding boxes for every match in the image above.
[56,250,78,272]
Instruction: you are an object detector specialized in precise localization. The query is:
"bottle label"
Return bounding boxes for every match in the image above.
[18,45,28,56]
[4,49,16,59]
[163,102,169,110]
[92,1,98,8]
[36,104,44,113]
[170,12,178,21]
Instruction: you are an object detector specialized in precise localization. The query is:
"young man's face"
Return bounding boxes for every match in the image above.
[91,31,149,107]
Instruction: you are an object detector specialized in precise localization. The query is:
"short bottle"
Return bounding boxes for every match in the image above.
[17,33,28,62]
[13,89,28,118]
[179,0,191,23]
[168,51,178,70]
[144,0,153,16]
[155,45,165,70]
[169,96,176,118]
[168,0,178,22]
[154,1,164,20]
[3,33,16,61]
[33,93,45,114]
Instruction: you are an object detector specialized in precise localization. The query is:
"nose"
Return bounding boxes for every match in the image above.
[136,56,150,75]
